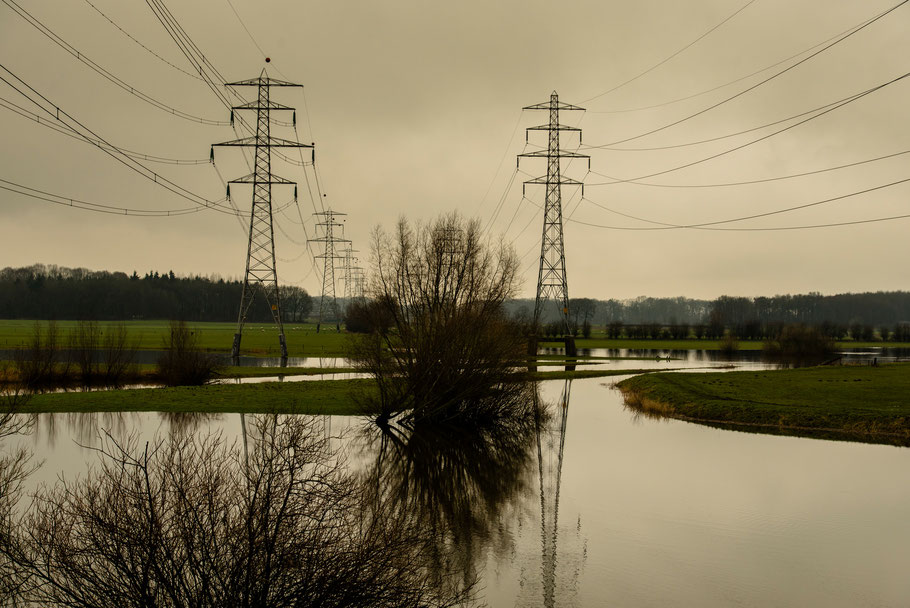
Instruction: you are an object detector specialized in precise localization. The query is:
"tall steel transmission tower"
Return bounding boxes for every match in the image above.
[310,209,349,333]
[518,92,589,340]
[212,69,313,360]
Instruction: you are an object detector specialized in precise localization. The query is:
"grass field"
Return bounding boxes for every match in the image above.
[2,321,908,358]
[0,320,352,357]
[617,363,910,444]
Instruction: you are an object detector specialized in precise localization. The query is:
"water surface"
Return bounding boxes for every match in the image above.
[3,371,909,606]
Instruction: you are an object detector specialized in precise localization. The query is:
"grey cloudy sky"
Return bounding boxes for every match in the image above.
[1,0,908,300]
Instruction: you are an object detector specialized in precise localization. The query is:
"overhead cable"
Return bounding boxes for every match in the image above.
[595,0,908,147]
[79,0,203,81]
[575,175,910,230]
[588,70,910,185]
[581,0,758,104]
[0,95,210,165]
[587,149,910,188]
[0,64,238,215]
[2,0,229,126]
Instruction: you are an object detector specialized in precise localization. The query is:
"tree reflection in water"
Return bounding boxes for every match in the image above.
[360,381,545,602]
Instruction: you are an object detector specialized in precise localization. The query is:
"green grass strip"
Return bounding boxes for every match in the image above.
[616,363,910,443]
[19,379,376,415]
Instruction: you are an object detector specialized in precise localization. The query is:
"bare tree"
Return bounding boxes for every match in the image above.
[156,320,222,386]
[9,416,471,607]
[353,213,526,423]
[0,373,33,605]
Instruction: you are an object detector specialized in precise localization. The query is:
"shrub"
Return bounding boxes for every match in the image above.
[156,320,222,386]
[762,324,835,359]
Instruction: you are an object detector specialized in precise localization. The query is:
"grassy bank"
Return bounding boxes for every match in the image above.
[19,378,377,415]
[9,367,651,414]
[617,363,910,444]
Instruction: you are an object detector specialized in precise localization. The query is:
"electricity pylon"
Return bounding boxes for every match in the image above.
[341,245,358,305]
[310,209,349,332]
[212,69,313,360]
[518,92,589,336]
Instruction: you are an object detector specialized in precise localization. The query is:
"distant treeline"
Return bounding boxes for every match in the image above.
[0,265,312,322]
[507,292,910,337]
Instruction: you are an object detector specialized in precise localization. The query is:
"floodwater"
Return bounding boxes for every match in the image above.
[3,358,910,606]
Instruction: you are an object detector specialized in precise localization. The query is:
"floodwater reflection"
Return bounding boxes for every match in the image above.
[360,389,543,596]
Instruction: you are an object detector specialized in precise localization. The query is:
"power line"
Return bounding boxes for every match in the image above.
[575,175,910,230]
[0,94,210,165]
[581,0,758,104]
[0,63,235,214]
[0,176,209,216]
[79,0,203,81]
[593,0,908,147]
[582,84,871,152]
[586,70,910,185]
[588,6,899,115]
[223,0,267,58]
[587,149,910,188]
[2,0,229,126]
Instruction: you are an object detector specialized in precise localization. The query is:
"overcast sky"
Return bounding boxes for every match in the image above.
[1,0,908,300]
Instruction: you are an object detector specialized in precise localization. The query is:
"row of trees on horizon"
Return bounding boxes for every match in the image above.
[0,265,312,323]
[2,265,909,331]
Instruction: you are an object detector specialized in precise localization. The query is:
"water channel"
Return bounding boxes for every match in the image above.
[2,351,909,606]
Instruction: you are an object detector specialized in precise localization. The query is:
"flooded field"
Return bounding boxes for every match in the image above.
[3,362,909,606]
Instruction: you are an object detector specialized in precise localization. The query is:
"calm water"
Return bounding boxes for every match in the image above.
[3,369,910,606]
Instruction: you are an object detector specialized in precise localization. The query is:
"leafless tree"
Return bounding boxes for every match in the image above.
[0,374,34,606]
[156,320,222,386]
[353,213,526,423]
[8,415,472,607]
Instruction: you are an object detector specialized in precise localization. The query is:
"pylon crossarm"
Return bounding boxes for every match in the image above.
[232,100,295,111]
[229,173,296,185]
[213,136,313,148]
[226,76,302,88]
[518,150,589,160]
[523,100,585,111]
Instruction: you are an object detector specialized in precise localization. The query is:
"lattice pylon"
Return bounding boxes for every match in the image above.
[518,92,589,335]
[310,209,349,332]
[212,69,313,359]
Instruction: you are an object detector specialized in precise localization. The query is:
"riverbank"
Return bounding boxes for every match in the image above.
[617,363,910,445]
[540,337,910,351]
[10,367,653,414]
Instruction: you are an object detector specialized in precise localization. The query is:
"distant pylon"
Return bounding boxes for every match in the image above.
[341,245,358,307]
[518,92,589,335]
[310,209,349,332]
[212,68,313,359]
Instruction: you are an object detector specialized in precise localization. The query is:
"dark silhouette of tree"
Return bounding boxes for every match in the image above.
[352,214,525,424]
[6,416,473,607]
[0,265,311,322]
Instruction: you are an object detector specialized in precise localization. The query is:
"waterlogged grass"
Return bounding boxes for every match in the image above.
[9,365,650,414]
[20,378,376,415]
[617,363,910,444]
[0,320,352,357]
[540,337,910,351]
